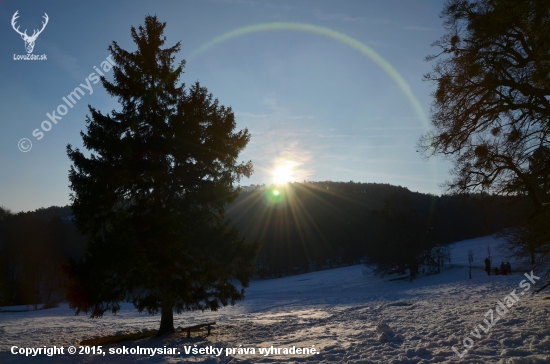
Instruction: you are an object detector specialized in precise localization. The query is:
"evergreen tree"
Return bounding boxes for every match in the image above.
[65,16,259,335]
[367,194,433,280]
[0,207,12,305]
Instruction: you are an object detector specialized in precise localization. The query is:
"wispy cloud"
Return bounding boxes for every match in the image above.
[403,26,438,31]
[312,9,394,25]
[237,97,322,182]
[313,9,366,22]
[41,41,82,80]
[207,0,259,5]
[237,97,315,121]
[236,111,313,120]
[318,134,354,138]
[359,144,415,149]
[362,126,424,130]
[317,133,396,139]
[235,111,272,118]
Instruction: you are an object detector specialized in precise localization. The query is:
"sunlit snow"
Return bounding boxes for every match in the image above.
[1,236,549,363]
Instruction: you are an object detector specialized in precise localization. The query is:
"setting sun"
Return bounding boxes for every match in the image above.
[272,165,293,185]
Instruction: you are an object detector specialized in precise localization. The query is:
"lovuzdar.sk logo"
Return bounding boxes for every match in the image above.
[12,10,48,61]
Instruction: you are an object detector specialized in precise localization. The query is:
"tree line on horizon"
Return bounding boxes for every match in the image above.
[0,181,529,307]
[229,181,528,279]
[0,206,86,308]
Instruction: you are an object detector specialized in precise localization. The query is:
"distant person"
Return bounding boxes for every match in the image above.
[484,257,491,275]
[500,262,507,275]
[494,267,500,275]
[506,262,511,274]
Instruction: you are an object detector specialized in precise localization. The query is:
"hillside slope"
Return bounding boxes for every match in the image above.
[1,236,549,363]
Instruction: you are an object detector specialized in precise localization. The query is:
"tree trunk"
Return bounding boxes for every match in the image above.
[409,261,418,280]
[157,300,175,336]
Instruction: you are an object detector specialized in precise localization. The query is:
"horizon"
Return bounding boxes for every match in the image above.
[2,180,425,214]
[4,179,520,215]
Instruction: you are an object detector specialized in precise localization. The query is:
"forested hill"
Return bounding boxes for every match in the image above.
[0,205,86,306]
[226,182,528,278]
[0,181,527,305]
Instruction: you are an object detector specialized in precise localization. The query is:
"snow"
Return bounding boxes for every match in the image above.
[1,235,550,363]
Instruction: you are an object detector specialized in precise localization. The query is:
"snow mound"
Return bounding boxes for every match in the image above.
[376,320,395,342]
[386,301,412,307]
[498,357,550,364]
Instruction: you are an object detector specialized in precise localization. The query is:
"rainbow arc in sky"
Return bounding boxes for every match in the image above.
[187,22,429,130]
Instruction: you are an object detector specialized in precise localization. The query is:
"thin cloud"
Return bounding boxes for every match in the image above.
[287,115,315,120]
[403,26,438,31]
[362,126,424,130]
[235,111,272,118]
[317,134,354,138]
[41,41,82,80]
[313,9,366,22]
[359,144,416,149]
[316,133,396,139]
[236,112,313,121]
[207,0,259,5]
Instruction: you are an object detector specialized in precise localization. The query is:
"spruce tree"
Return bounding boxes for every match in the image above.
[65,15,259,335]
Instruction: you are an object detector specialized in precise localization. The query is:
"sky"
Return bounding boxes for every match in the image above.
[0,0,451,212]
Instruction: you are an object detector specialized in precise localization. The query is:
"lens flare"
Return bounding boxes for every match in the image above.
[265,185,288,207]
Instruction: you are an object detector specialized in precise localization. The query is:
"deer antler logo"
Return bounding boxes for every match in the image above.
[11,11,49,54]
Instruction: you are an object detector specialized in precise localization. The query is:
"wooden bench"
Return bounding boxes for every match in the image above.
[181,322,216,338]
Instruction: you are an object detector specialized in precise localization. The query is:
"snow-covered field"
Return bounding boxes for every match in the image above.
[1,236,550,363]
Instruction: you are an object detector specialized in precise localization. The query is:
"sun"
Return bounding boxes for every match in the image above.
[272,165,293,185]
